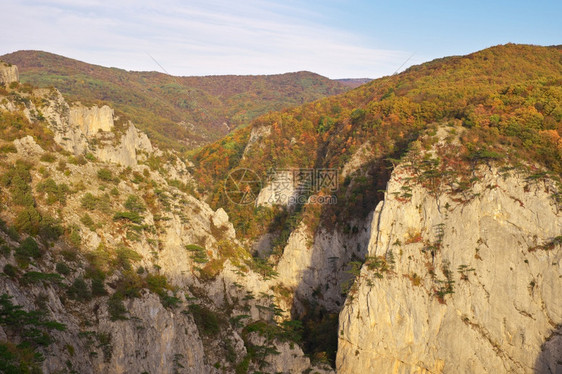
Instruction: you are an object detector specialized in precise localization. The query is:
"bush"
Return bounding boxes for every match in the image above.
[185,244,208,264]
[40,153,56,163]
[1,160,34,207]
[0,244,10,257]
[80,213,96,231]
[113,211,143,224]
[14,207,42,235]
[36,178,69,205]
[67,226,81,247]
[80,193,98,210]
[115,271,143,298]
[97,168,115,182]
[21,272,63,286]
[114,246,142,270]
[124,195,146,213]
[15,237,41,260]
[0,219,19,241]
[108,293,128,321]
[15,210,60,241]
[38,215,64,241]
[67,277,91,302]
[3,264,18,277]
[188,304,221,335]
[81,193,111,213]
[91,278,108,297]
[55,262,71,276]
[0,294,66,371]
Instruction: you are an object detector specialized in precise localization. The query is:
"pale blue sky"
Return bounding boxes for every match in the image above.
[0,0,560,78]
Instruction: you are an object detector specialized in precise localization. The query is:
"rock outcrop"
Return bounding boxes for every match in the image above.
[337,161,562,373]
[276,221,372,313]
[0,62,18,85]
[1,84,154,167]
[69,104,114,136]
[94,123,153,167]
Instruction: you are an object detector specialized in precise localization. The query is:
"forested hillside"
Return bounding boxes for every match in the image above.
[1,50,348,149]
[195,42,562,248]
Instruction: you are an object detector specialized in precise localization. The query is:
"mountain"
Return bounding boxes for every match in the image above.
[0,43,560,373]
[0,50,349,149]
[192,43,562,369]
[334,78,373,88]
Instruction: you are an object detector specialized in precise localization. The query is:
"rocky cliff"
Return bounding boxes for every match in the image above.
[0,62,18,85]
[337,139,562,373]
[0,73,330,373]
[69,104,114,136]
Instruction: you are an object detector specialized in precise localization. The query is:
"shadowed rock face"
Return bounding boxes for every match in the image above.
[337,158,562,374]
[535,325,562,374]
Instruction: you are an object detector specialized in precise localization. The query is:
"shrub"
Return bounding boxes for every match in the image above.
[68,155,87,165]
[113,211,143,224]
[1,160,34,207]
[108,293,128,321]
[0,244,10,257]
[114,246,142,270]
[188,304,221,335]
[40,153,56,163]
[37,178,69,205]
[67,226,81,247]
[38,215,64,241]
[21,271,63,286]
[81,193,111,213]
[160,294,181,308]
[15,237,41,260]
[55,262,71,276]
[199,259,225,280]
[80,213,96,231]
[145,273,168,294]
[0,143,17,153]
[97,168,114,182]
[124,195,146,213]
[67,277,91,302]
[3,264,18,277]
[0,294,66,371]
[80,193,98,210]
[185,244,208,264]
[0,219,19,241]
[91,278,108,297]
[115,271,143,298]
[14,207,42,235]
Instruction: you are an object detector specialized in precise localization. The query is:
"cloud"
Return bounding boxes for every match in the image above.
[0,0,412,78]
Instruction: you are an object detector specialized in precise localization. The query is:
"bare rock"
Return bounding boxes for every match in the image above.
[337,164,562,373]
[0,62,18,85]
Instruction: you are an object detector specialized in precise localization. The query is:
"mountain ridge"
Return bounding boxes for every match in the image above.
[0,43,560,373]
[1,50,350,149]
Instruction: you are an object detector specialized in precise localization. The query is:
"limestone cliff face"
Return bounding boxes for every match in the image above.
[0,62,18,84]
[94,123,153,167]
[0,276,212,374]
[2,86,154,167]
[337,162,562,373]
[0,75,327,372]
[69,104,114,136]
[276,220,372,314]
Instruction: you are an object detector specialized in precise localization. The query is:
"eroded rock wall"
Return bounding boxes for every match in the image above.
[337,163,562,373]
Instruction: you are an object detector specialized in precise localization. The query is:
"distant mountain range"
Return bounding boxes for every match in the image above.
[334,78,372,88]
[0,50,351,149]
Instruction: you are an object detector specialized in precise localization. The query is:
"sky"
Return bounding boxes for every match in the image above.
[0,0,560,79]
